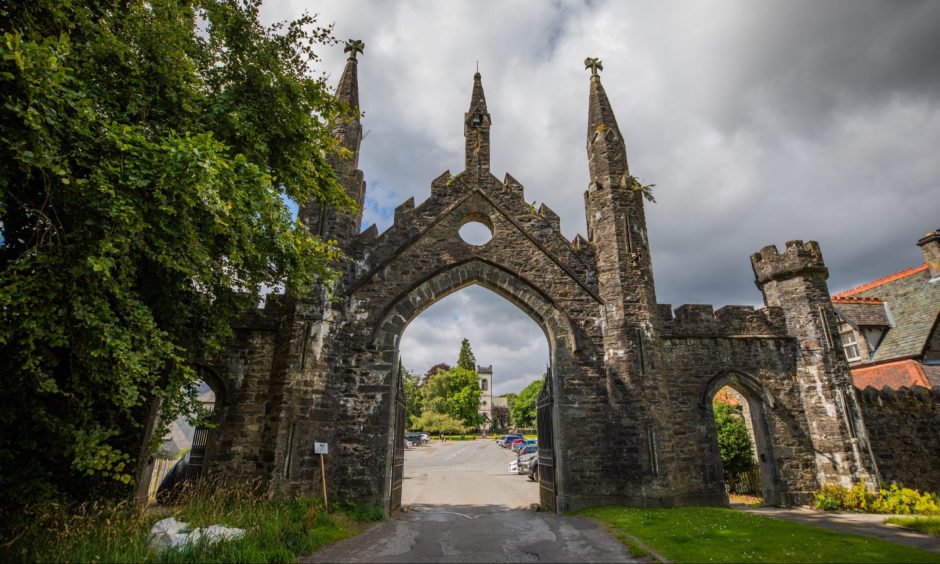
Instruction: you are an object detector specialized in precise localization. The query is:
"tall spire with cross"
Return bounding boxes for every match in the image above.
[585,57,628,185]
[464,71,491,176]
[299,39,367,245]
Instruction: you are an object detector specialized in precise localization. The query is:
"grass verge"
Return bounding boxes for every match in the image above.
[577,506,940,563]
[1,486,384,563]
[886,516,940,537]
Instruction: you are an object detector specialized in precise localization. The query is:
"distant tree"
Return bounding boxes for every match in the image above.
[424,363,451,384]
[402,368,423,427]
[457,338,477,371]
[713,400,756,491]
[504,392,518,414]
[510,379,543,429]
[422,367,483,428]
[410,412,466,435]
[491,404,510,432]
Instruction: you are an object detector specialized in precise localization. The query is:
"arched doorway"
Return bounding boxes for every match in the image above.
[139,371,226,504]
[370,259,585,514]
[703,370,782,506]
[394,284,548,511]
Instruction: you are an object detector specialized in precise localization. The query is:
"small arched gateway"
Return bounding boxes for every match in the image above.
[167,42,879,514]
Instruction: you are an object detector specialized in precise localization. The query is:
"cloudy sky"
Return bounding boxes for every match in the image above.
[263,1,940,395]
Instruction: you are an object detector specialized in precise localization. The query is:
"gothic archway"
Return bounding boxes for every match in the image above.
[702,369,782,506]
[371,259,583,513]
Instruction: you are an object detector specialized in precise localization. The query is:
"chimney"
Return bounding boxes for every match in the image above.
[917,229,940,279]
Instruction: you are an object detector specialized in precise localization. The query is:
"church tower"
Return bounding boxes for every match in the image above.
[300,40,367,249]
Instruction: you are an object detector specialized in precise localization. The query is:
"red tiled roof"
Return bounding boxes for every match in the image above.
[851,359,932,390]
[835,264,928,298]
[832,296,883,305]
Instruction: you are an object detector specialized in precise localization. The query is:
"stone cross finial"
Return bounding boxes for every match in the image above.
[344,39,365,60]
[584,57,603,77]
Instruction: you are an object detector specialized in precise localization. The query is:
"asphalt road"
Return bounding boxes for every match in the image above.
[304,440,635,563]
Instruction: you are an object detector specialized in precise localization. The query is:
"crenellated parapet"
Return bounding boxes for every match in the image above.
[659,303,789,337]
[751,240,828,285]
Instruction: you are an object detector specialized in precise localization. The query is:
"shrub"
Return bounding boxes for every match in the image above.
[814,482,940,514]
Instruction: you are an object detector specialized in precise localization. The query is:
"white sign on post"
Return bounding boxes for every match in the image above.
[314,442,329,455]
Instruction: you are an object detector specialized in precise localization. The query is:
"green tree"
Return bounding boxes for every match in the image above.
[456,338,477,371]
[491,404,510,432]
[510,379,543,429]
[402,368,423,427]
[0,0,354,504]
[410,412,467,435]
[422,367,483,428]
[713,400,757,491]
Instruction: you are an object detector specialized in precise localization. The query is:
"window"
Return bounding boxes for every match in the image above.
[841,329,861,361]
[481,379,488,391]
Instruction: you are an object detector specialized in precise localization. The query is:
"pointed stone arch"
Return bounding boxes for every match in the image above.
[702,369,782,505]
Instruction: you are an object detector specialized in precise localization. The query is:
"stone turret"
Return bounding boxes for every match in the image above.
[583,60,660,375]
[581,59,673,497]
[751,241,877,488]
[300,39,367,247]
[464,72,491,178]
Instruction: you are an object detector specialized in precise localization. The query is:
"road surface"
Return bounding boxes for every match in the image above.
[304,439,634,563]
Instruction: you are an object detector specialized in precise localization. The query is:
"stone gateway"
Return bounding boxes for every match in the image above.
[138,44,892,513]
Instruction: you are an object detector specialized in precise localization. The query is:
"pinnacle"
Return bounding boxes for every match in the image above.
[336,40,364,110]
[587,69,620,141]
[468,71,488,114]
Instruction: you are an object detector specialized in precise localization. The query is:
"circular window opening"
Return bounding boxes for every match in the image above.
[459,221,493,246]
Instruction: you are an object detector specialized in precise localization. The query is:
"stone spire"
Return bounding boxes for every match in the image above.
[336,39,364,110]
[299,39,366,245]
[464,71,491,175]
[585,59,628,188]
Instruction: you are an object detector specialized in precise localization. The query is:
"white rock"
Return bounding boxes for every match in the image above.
[146,517,245,552]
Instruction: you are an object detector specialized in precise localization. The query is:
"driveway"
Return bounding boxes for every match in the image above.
[304,440,635,563]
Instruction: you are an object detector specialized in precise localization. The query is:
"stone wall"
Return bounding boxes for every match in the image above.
[858,386,940,493]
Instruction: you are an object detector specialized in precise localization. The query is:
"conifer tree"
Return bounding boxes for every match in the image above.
[457,338,477,371]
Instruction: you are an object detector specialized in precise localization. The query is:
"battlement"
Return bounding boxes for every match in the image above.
[858,385,940,406]
[660,303,789,337]
[477,365,493,373]
[751,240,828,285]
[538,203,560,231]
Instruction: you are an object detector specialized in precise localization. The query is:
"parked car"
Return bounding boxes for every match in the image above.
[517,444,538,456]
[509,438,526,451]
[527,459,539,481]
[497,434,522,447]
[517,452,538,475]
[405,432,429,445]
[512,439,536,453]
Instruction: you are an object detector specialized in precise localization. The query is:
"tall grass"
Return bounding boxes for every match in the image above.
[1,479,383,563]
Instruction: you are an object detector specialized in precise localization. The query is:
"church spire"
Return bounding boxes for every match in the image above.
[299,39,366,245]
[336,39,363,109]
[585,58,628,188]
[464,71,491,175]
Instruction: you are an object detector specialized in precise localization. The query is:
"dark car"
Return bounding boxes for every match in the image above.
[509,438,526,451]
[512,439,536,453]
[498,434,523,447]
[517,444,538,456]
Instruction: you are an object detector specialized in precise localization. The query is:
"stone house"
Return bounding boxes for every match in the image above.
[832,229,940,390]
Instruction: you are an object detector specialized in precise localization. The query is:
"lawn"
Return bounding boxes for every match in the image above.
[886,516,940,537]
[577,506,940,563]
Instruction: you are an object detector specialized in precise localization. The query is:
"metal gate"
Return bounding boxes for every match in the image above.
[390,360,406,515]
[184,404,215,483]
[536,371,557,513]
